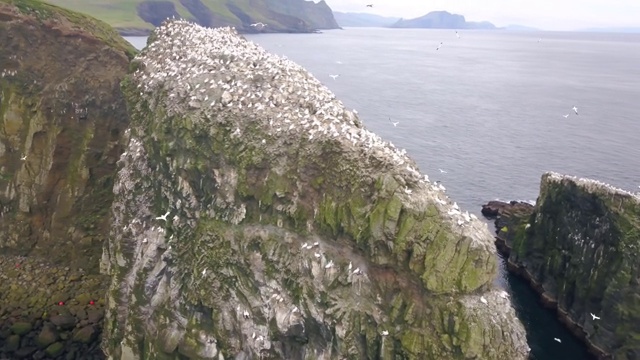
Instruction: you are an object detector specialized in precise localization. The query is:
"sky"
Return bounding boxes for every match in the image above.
[322,0,640,31]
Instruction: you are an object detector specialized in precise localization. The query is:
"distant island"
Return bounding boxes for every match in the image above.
[332,11,399,27]
[390,11,496,29]
[44,0,340,35]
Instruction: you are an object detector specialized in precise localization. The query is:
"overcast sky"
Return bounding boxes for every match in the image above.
[323,0,640,31]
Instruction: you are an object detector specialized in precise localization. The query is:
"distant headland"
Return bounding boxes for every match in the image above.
[334,10,499,30]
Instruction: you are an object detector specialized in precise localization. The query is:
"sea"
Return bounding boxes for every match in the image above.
[125,28,640,359]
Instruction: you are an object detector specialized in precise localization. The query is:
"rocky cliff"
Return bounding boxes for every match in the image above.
[101,19,529,359]
[45,0,340,36]
[486,172,640,360]
[0,0,135,358]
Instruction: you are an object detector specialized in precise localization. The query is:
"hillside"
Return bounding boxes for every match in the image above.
[44,0,339,35]
[391,10,496,29]
[333,11,399,27]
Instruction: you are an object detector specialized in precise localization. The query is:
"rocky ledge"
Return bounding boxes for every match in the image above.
[483,172,640,360]
[100,19,529,359]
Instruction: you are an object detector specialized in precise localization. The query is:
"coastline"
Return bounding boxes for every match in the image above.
[494,234,609,360]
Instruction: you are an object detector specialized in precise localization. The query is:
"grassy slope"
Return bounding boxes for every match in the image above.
[43,0,270,30]
[2,0,136,57]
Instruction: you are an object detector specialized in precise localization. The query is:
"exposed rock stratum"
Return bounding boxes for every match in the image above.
[102,20,529,359]
[496,172,640,360]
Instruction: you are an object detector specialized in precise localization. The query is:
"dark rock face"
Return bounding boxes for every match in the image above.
[0,0,134,270]
[484,172,640,360]
[0,0,134,358]
[137,0,180,27]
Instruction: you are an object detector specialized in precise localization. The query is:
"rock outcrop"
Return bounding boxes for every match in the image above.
[0,0,135,268]
[485,172,640,360]
[1,0,134,358]
[102,19,529,359]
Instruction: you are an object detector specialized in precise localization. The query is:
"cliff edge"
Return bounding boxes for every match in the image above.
[102,19,529,359]
[490,172,640,360]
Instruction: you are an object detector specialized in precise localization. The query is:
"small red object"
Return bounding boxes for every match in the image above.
[15,264,20,268]
[89,300,95,305]
[58,301,64,306]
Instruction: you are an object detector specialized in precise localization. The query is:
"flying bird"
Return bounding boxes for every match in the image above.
[366,4,373,7]
[455,31,460,39]
[572,106,578,115]
[155,211,170,221]
[250,22,267,28]
[389,117,399,127]
[554,338,562,343]
[20,154,27,161]
[563,114,569,118]
[439,169,447,174]
[591,313,600,320]
[436,42,443,50]
[329,74,339,80]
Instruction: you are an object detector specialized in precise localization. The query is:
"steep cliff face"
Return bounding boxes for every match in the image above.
[45,0,340,35]
[500,172,640,359]
[0,0,135,269]
[102,20,529,360]
[0,0,134,358]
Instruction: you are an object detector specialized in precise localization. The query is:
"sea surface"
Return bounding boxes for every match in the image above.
[125,28,640,359]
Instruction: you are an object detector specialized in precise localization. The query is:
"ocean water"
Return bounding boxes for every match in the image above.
[125,28,640,359]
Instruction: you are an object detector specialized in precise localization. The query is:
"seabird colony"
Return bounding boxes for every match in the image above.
[132,20,479,230]
[546,172,640,202]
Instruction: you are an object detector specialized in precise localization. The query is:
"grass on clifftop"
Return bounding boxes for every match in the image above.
[2,0,137,59]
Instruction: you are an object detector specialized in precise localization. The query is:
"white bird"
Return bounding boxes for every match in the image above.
[480,296,488,305]
[554,338,561,343]
[250,22,266,27]
[381,330,389,336]
[352,267,361,275]
[348,262,352,270]
[20,154,27,161]
[329,74,339,80]
[325,260,334,269]
[591,313,600,320]
[499,291,509,299]
[563,114,569,118]
[572,106,578,115]
[243,310,250,319]
[389,117,399,127]
[202,268,207,276]
[155,211,170,221]
[439,169,447,173]
[436,42,443,50]
[455,31,460,39]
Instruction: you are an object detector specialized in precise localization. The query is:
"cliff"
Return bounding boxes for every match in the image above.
[0,0,134,358]
[486,172,640,360]
[332,12,400,28]
[391,11,496,30]
[44,0,340,35]
[101,19,529,359]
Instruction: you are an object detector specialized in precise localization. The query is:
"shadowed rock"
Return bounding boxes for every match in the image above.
[489,172,640,360]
